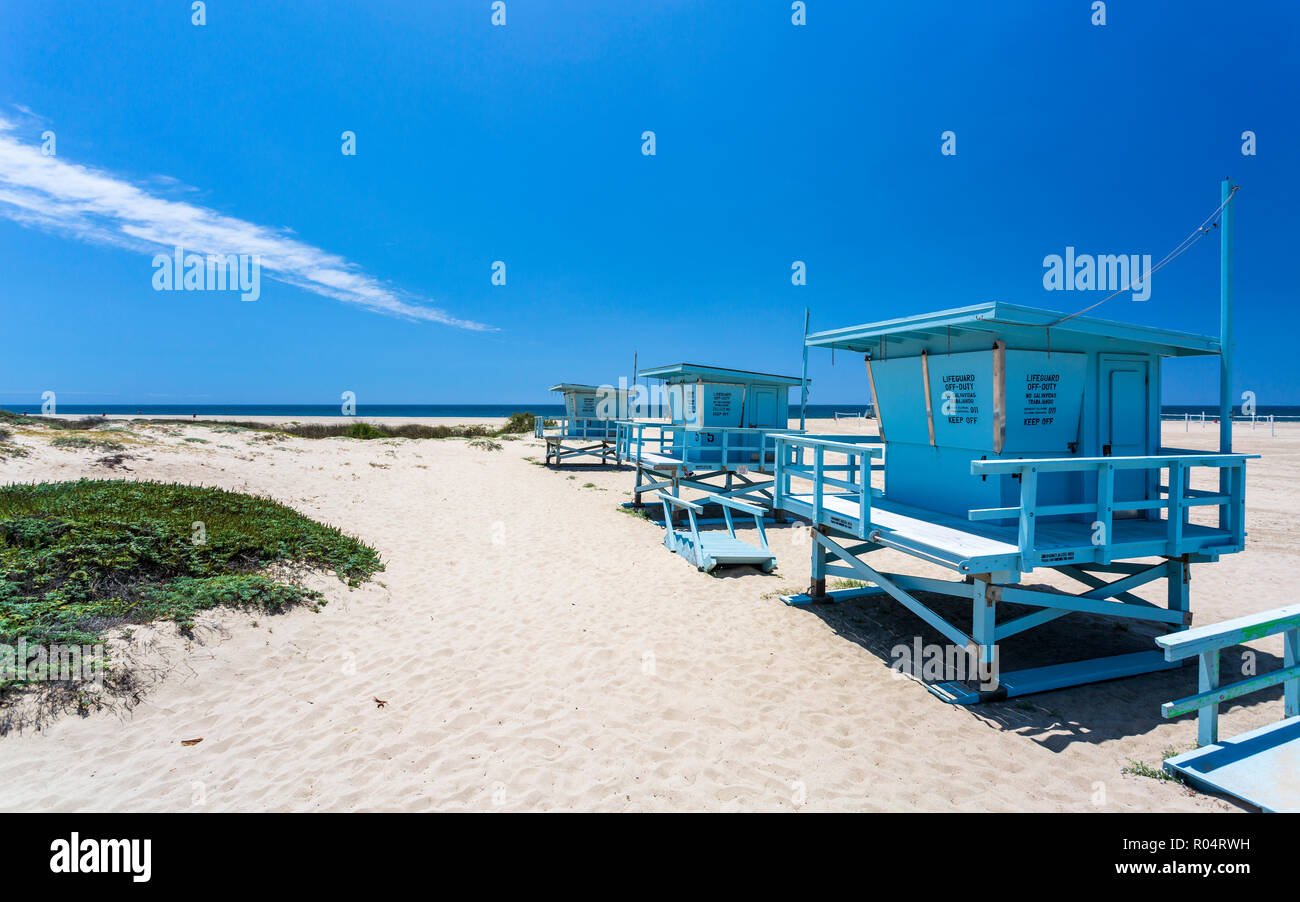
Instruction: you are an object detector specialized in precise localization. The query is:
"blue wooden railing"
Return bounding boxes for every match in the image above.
[770,434,884,540]
[969,452,1256,566]
[767,438,1254,565]
[1156,605,1300,747]
[535,416,619,441]
[617,422,799,471]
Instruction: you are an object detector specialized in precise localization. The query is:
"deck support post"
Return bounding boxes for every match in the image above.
[971,576,997,670]
[1197,649,1221,746]
[1285,628,1299,719]
[669,475,681,527]
[1167,554,1190,620]
[632,463,645,508]
[810,527,827,598]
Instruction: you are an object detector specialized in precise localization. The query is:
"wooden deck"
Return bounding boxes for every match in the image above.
[783,493,1236,574]
[636,451,686,469]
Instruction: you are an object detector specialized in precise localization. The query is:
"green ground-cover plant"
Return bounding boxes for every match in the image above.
[49,436,126,452]
[0,480,383,693]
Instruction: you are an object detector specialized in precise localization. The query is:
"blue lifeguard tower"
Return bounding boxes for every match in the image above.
[775,182,1261,713]
[618,363,806,571]
[775,301,1255,702]
[618,363,805,508]
[535,383,624,466]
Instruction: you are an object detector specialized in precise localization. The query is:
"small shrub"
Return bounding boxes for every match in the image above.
[1122,747,1186,783]
[346,422,385,440]
[500,412,535,434]
[94,454,135,470]
[51,436,125,452]
[468,438,502,452]
[392,424,454,439]
[1121,759,1173,782]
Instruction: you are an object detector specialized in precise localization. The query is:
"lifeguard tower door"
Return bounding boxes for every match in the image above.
[753,386,778,428]
[1100,355,1151,517]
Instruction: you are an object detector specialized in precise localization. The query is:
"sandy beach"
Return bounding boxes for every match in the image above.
[0,416,1294,812]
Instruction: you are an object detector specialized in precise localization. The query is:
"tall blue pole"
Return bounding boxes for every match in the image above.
[799,308,809,431]
[1219,178,1235,526]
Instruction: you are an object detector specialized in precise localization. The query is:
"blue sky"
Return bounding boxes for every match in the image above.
[1,0,1297,406]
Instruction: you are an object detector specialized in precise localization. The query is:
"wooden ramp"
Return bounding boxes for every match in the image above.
[664,529,776,573]
[1165,717,1300,812]
[655,492,776,573]
[1157,605,1300,810]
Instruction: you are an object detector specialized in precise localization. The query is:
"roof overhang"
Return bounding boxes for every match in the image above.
[637,363,805,386]
[805,302,1220,358]
[548,383,602,393]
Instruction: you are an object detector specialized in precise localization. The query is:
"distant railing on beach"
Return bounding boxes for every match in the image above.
[1161,412,1299,437]
[832,410,874,425]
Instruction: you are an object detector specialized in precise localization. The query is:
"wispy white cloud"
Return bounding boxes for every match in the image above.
[0,113,494,331]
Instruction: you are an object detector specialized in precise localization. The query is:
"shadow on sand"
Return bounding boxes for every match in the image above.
[789,585,1286,760]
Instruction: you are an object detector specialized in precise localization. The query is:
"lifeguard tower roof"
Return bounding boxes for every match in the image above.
[638,363,805,386]
[805,302,1220,358]
[548,383,601,393]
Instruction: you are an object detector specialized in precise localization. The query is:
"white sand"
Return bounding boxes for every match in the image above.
[0,416,1294,811]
